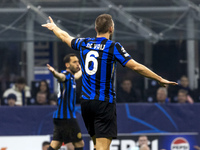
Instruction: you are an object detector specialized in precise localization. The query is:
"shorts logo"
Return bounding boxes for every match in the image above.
[77,132,82,139]
[171,137,190,150]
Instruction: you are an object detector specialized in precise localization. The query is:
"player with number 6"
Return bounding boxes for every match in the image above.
[42,14,178,150]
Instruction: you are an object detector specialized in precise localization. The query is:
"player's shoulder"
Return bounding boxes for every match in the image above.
[61,70,70,75]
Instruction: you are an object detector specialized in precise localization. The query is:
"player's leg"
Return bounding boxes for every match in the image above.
[81,100,96,149]
[48,140,62,150]
[49,119,64,150]
[96,137,112,150]
[73,140,84,150]
[94,101,117,150]
[66,142,74,150]
[64,118,84,150]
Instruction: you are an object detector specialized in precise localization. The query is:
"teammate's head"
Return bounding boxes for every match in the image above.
[95,14,114,39]
[63,53,80,74]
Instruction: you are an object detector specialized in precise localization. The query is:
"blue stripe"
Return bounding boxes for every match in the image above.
[154,103,178,130]
[125,104,163,132]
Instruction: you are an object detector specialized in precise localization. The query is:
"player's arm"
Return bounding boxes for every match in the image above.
[47,64,66,82]
[125,59,178,87]
[42,16,73,48]
[74,65,82,80]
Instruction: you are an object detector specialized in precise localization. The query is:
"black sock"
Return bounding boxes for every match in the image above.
[75,148,83,150]
[48,146,55,150]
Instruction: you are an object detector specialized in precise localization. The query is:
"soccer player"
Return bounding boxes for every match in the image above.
[46,54,84,150]
[42,14,178,150]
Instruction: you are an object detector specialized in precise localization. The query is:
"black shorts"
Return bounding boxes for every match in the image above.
[81,99,117,139]
[52,118,82,144]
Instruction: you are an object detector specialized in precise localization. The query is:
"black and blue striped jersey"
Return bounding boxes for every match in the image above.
[71,37,132,103]
[53,70,76,119]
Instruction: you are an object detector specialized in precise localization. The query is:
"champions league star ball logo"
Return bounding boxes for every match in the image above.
[171,137,190,150]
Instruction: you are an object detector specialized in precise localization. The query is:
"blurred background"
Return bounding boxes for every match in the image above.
[0,0,200,150]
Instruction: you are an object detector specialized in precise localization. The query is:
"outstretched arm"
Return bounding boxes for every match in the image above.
[47,64,66,82]
[125,59,178,87]
[74,65,82,80]
[42,16,74,48]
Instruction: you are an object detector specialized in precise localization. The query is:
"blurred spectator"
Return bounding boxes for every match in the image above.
[117,79,141,103]
[35,91,48,105]
[177,89,189,104]
[49,93,57,106]
[128,135,150,150]
[156,87,170,104]
[3,77,31,106]
[169,75,194,103]
[34,80,51,100]
[42,141,50,150]
[7,93,17,107]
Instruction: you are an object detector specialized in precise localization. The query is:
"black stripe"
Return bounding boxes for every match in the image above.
[82,84,91,98]
[63,81,67,118]
[81,90,90,99]
[104,42,115,101]
[94,39,108,100]
[79,39,85,50]
[68,76,73,119]
[72,81,76,113]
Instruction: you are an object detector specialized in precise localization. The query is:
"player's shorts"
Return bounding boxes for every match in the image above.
[81,99,117,139]
[52,118,82,144]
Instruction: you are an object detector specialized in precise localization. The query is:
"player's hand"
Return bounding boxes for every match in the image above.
[42,16,57,30]
[158,78,178,87]
[47,64,55,73]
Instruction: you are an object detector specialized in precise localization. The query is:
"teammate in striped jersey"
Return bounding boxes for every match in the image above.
[42,14,178,150]
[46,54,84,150]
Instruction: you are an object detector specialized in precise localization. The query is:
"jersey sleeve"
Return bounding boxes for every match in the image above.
[61,70,70,81]
[113,42,132,66]
[71,38,85,51]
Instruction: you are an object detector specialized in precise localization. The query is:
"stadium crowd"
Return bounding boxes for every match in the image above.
[0,74,199,106]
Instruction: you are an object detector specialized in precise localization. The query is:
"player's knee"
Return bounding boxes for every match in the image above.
[50,142,62,150]
[74,140,84,147]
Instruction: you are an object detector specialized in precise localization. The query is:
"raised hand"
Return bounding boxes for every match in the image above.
[42,16,57,30]
[47,64,55,73]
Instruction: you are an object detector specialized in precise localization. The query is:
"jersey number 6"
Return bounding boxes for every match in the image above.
[85,51,99,75]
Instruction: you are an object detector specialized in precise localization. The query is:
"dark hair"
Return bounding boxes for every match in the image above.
[95,14,113,34]
[35,80,50,100]
[63,53,77,63]
[178,89,188,95]
[42,141,50,147]
[7,93,17,101]
[16,77,26,84]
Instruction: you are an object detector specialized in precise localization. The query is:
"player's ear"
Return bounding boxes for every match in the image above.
[109,26,113,34]
[65,63,70,68]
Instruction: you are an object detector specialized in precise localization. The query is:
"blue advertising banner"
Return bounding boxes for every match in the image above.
[0,103,200,148]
